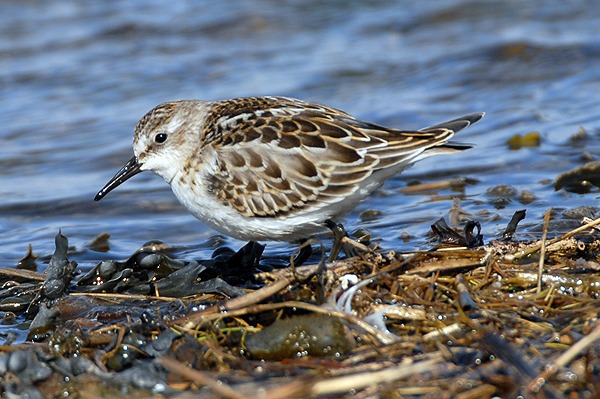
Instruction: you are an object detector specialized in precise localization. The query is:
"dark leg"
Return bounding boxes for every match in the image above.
[289,239,327,305]
[325,220,358,262]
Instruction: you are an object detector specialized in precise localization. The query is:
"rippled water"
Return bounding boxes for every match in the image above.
[2,0,600,270]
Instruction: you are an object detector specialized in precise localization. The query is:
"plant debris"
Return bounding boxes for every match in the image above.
[555,161,600,194]
[1,211,600,398]
[507,131,541,150]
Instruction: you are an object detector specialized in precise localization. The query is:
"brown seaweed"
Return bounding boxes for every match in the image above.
[1,212,600,398]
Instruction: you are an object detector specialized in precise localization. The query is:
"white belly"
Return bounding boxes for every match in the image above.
[170,180,328,241]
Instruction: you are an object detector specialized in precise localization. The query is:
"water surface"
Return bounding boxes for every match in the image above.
[2,0,600,270]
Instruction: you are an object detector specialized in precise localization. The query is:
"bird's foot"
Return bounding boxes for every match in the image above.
[324,220,360,262]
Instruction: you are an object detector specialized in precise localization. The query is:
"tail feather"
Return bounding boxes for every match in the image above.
[422,112,485,133]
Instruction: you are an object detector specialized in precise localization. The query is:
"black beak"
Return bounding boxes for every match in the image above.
[94,156,143,201]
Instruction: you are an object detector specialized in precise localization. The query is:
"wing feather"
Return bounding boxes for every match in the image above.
[203,97,476,217]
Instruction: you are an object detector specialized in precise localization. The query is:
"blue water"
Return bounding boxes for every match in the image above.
[2,0,600,270]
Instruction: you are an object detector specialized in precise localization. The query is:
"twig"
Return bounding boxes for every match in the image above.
[582,216,600,232]
[341,236,371,253]
[512,215,600,259]
[526,321,600,394]
[70,292,181,301]
[0,267,45,281]
[174,276,294,330]
[456,274,476,311]
[311,356,442,395]
[537,207,552,294]
[398,178,467,193]
[159,357,246,399]
[554,321,600,367]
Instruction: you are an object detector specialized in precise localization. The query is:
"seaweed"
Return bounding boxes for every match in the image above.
[1,210,600,398]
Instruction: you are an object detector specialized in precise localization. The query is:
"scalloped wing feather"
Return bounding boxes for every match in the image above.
[205,98,476,217]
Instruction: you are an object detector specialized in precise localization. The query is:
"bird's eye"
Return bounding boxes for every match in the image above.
[155,133,168,143]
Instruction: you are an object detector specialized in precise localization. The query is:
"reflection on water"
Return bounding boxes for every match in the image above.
[2,0,600,269]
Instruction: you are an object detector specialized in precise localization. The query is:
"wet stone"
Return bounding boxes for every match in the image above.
[0,349,52,384]
[110,362,170,392]
[517,190,537,205]
[70,356,103,376]
[141,329,180,357]
[105,344,139,371]
[562,206,600,220]
[486,184,518,198]
[47,356,105,378]
[245,313,355,360]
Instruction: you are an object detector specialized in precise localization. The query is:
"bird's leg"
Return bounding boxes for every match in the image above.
[289,239,327,304]
[325,220,359,262]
